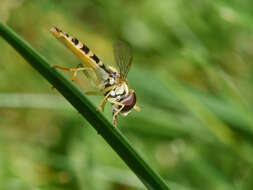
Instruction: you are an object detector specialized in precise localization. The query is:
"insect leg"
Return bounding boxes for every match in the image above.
[85,91,110,111]
[101,85,116,95]
[76,63,90,79]
[107,99,125,127]
[96,86,117,112]
[85,91,103,95]
[52,64,93,82]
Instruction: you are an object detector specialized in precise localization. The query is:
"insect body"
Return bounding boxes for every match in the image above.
[50,27,140,126]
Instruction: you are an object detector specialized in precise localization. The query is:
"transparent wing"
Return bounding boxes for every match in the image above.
[113,40,133,79]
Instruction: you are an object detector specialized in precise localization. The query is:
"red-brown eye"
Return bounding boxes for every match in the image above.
[121,92,136,111]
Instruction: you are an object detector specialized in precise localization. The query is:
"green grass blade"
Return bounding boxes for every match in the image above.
[0,23,169,190]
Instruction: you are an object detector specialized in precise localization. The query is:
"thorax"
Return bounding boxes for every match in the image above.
[108,82,129,101]
[98,66,130,102]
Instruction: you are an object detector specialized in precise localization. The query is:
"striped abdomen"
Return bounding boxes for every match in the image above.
[50,26,109,75]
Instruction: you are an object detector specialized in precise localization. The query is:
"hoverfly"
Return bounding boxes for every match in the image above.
[50,27,140,127]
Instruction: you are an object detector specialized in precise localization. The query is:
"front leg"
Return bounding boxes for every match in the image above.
[107,99,125,127]
[85,91,107,112]
[96,85,117,112]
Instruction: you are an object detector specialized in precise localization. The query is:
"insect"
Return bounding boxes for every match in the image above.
[50,27,140,127]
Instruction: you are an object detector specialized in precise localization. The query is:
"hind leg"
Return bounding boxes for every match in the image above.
[52,64,93,82]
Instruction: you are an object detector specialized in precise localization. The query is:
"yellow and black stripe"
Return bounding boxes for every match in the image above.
[50,26,108,72]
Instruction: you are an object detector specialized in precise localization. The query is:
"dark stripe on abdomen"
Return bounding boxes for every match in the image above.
[90,54,100,63]
[80,44,90,54]
[72,38,79,45]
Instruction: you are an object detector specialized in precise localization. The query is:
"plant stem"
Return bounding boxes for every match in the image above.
[0,23,170,190]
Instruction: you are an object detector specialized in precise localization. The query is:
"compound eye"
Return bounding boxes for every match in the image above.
[121,92,136,112]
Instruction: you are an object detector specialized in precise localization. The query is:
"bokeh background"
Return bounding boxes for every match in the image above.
[1,0,253,189]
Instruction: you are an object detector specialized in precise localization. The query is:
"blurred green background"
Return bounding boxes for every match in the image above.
[1,0,253,189]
